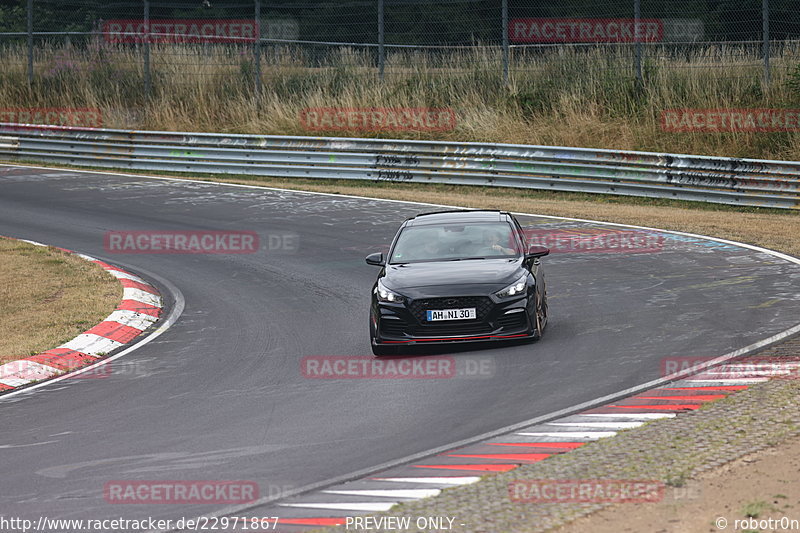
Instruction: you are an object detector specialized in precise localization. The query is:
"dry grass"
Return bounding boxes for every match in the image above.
[0,237,121,365]
[2,40,800,159]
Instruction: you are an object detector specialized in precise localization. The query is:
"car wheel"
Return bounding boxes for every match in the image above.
[539,288,548,330]
[532,288,547,340]
[371,343,398,356]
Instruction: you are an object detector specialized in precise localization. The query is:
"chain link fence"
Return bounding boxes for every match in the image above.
[0,1,796,92]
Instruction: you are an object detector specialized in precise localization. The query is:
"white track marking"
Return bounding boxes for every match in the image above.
[373,477,481,486]
[725,362,800,368]
[682,378,769,385]
[516,431,617,439]
[322,489,441,499]
[704,368,798,377]
[583,413,676,419]
[0,376,33,387]
[123,287,161,307]
[279,502,397,512]
[546,421,645,430]
[19,238,46,246]
[58,334,123,357]
[104,269,147,282]
[0,361,60,386]
[105,310,158,330]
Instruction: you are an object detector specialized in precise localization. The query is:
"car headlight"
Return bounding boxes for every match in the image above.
[495,274,529,299]
[376,279,405,303]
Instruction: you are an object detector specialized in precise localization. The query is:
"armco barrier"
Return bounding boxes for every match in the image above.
[0,123,798,209]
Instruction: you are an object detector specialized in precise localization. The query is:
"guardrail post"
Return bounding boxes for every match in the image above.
[378,0,385,81]
[143,0,152,96]
[634,0,642,86]
[254,0,262,95]
[763,0,770,86]
[27,0,33,86]
[502,0,509,87]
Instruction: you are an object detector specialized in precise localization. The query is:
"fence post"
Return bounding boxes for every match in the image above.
[27,0,33,86]
[634,0,642,85]
[763,0,770,85]
[502,0,509,87]
[378,0,385,81]
[143,0,151,96]
[255,0,262,95]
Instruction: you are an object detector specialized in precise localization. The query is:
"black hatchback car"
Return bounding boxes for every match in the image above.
[366,210,549,355]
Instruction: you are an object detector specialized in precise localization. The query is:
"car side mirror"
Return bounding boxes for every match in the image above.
[526,245,550,259]
[365,252,385,266]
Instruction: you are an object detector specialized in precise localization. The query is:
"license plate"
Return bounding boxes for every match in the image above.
[426,308,477,321]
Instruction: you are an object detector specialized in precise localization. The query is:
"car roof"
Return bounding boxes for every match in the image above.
[404,210,511,227]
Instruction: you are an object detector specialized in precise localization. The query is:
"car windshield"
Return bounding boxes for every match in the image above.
[389,222,521,264]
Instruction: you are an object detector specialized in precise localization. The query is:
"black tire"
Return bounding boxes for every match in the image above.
[532,288,548,340]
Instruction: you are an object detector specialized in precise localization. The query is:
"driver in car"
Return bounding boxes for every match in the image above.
[481,229,516,255]
[416,235,443,260]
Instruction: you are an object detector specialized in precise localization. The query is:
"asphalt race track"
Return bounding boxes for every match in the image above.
[2,165,800,528]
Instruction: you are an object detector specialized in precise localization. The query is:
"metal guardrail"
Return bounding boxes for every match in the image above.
[0,123,798,209]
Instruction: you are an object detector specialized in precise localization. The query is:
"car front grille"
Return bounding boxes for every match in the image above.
[380,316,495,338]
[409,296,494,323]
[413,322,494,336]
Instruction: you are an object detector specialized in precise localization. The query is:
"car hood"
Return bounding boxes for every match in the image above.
[383,258,525,291]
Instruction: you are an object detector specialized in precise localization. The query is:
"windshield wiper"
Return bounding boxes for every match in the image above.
[445,257,488,261]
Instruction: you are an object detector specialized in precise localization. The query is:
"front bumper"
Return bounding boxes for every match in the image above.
[371,293,535,346]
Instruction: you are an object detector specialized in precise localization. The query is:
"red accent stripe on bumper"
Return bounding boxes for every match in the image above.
[383,333,529,344]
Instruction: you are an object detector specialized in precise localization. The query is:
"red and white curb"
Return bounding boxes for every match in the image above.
[227,354,800,531]
[0,238,162,393]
